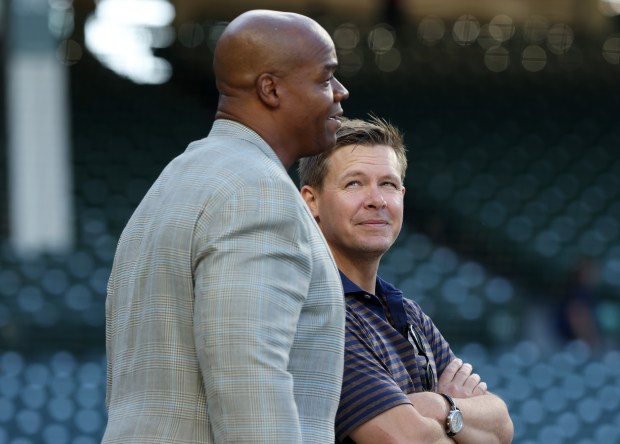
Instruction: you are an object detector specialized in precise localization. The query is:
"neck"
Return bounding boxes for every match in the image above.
[215,97,298,169]
[333,252,380,294]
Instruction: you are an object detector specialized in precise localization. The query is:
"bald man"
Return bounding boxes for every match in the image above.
[102,10,349,444]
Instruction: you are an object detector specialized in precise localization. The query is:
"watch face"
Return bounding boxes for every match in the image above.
[449,410,464,433]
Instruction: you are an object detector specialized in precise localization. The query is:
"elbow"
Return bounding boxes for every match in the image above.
[483,398,514,444]
[498,409,515,444]
[502,419,515,444]
[499,426,514,444]
[491,395,514,444]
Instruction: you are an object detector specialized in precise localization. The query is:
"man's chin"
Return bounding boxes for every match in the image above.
[326,117,342,136]
[356,241,393,257]
[314,134,337,155]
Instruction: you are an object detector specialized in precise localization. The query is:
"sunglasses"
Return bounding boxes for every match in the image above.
[407,323,436,391]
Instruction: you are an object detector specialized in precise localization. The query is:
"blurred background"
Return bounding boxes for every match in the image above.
[1,0,620,442]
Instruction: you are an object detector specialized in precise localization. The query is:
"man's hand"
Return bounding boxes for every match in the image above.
[407,358,487,425]
[438,359,487,398]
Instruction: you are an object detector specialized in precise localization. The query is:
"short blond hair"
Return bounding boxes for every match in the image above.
[298,115,407,190]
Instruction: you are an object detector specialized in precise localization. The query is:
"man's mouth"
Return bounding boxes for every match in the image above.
[328,110,344,121]
[359,220,389,227]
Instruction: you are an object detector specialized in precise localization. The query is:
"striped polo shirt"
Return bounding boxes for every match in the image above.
[335,272,455,443]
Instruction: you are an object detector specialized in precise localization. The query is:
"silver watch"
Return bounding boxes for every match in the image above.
[439,393,463,436]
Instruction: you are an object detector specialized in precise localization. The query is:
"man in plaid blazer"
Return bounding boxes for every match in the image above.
[102,9,349,443]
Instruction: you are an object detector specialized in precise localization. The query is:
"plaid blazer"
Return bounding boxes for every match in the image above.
[102,120,345,443]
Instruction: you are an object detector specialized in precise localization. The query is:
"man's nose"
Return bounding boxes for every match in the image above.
[365,187,387,208]
[332,77,349,102]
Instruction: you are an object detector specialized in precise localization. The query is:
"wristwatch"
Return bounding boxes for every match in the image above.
[439,393,463,436]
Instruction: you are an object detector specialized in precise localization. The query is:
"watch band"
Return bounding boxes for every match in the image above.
[439,393,463,436]
[439,392,456,409]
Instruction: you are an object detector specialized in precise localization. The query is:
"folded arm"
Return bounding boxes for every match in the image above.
[410,359,514,444]
[348,359,513,444]
[348,403,455,444]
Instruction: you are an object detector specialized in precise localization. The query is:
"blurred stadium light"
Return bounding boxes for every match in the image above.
[84,0,175,84]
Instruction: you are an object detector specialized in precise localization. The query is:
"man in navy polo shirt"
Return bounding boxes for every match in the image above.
[299,116,514,443]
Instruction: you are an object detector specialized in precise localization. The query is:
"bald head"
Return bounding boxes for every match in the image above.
[211,10,348,169]
[214,10,331,93]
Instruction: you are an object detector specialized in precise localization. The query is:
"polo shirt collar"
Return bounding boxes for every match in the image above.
[339,271,409,337]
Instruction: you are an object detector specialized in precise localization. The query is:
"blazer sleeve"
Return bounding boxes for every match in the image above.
[192,173,313,443]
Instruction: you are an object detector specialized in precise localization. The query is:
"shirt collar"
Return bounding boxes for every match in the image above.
[339,271,409,336]
[339,271,365,294]
[339,271,403,297]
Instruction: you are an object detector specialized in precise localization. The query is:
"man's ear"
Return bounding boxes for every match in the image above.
[300,185,320,220]
[256,73,280,108]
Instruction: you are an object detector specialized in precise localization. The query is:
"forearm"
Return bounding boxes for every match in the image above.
[408,392,513,444]
[348,403,456,444]
[451,393,513,444]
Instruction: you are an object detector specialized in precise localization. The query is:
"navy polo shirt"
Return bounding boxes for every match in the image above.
[335,272,455,442]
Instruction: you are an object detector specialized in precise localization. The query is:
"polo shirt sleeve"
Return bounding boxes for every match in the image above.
[335,309,412,441]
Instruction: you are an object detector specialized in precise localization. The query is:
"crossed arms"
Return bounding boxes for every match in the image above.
[347,359,514,444]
